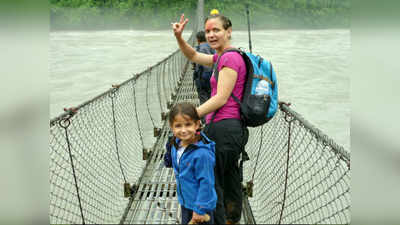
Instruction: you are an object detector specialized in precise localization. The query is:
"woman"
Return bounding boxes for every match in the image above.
[172,13,248,224]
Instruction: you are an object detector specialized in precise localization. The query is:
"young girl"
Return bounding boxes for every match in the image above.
[172,14,249,224]
[164,102,216,224]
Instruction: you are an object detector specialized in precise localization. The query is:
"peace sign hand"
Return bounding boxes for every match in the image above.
[172,14,189,38]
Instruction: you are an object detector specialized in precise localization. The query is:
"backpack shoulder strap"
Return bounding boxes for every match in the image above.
[214,48,242,81]
[213,48,244,105]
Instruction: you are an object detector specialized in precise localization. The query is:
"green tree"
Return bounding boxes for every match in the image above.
[50,0,349,30]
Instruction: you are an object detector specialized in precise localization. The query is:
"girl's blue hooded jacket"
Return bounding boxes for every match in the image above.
[164,132,217,215]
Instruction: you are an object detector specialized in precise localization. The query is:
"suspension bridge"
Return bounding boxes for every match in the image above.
[49,0,350,224]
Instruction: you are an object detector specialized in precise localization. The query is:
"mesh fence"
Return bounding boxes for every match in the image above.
[49,35,196,224]
[50,0,350,224]
[243,103,350,224]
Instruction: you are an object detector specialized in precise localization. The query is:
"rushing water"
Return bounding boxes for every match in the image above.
[50,29,350,150]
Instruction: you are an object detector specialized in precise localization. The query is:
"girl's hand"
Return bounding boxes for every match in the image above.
[172,14,189,38]
[191,212,209,223]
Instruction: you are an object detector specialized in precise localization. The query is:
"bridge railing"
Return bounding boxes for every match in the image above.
[49,35,197,225]
[49,1,204,223]
[243,103,350,224]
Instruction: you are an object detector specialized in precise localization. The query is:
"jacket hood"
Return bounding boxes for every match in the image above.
[173,131,215,154]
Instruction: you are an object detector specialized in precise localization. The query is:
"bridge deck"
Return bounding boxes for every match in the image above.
[123,67,247,224]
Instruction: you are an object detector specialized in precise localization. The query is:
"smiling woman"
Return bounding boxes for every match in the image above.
[205,14,233,49]
[172,13,249,224]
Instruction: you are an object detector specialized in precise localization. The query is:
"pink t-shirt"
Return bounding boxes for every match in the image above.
[205,51,246,124]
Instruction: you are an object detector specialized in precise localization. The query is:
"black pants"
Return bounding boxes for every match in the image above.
[181,206,215,224]
[204,119,248,224]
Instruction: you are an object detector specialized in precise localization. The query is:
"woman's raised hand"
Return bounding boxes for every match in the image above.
[172,14,189,38]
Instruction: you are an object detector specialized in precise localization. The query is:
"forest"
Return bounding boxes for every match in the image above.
[50,0,350,30]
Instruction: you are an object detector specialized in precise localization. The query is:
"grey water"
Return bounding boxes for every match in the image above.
[50,29,350,150]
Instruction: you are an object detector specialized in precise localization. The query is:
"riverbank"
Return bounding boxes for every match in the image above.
[50,0,349,31]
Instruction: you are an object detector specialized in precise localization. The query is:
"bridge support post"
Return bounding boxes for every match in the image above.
[171,91,177,101]
[143,148,152,160]
[124,182,131,197]
[244,181,254,197]
[154,127,161,137]
[161,112,168,121]
[167,100,173,109]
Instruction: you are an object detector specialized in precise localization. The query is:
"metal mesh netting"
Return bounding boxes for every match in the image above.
[49,33,196,223]
[243,104,350,224]
[49,0,202,222]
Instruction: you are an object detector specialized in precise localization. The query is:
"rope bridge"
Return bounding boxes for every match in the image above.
[49,0,350,224]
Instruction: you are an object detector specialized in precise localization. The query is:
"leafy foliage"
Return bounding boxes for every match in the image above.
[50,0,349,30]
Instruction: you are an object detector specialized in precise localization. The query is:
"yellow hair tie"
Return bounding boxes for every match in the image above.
[210,9,219,15]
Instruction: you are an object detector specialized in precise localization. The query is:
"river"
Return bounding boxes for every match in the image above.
[50,29,350,150]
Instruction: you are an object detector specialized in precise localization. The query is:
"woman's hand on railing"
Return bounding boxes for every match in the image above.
[172,14,189,39]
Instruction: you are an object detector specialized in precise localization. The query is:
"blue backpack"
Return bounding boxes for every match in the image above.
[214,49,278,127]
